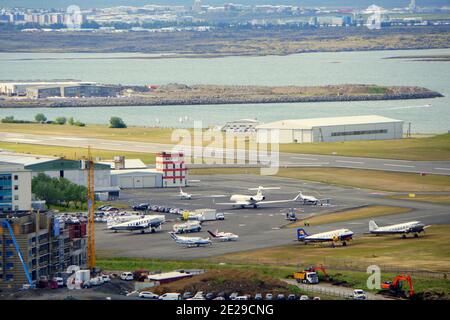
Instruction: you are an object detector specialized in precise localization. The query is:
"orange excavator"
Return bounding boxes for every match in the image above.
[380,274,415,298]
[304,264,332,281]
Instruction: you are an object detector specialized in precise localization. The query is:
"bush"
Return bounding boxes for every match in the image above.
[1,116,33,124]
[74,121,86,127]
[35,113,47,123]
[55,117,67,125]
[109,117,127,128]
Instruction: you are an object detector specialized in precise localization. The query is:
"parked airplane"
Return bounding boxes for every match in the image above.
[207,229,239,241]
[169,232,212,247]
[178,188,193,200]
[369,220,430,238]
[108,215,165,233]
[297,228,354,247]
[217,186,300,208]
[296,191,330,206]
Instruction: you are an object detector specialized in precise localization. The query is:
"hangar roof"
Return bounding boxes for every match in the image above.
[255,115,403,130]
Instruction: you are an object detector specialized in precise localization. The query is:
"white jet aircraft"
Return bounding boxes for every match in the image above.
[296,191,330,206]
[217,186,301,208]
[169,232,212,247]
[207,229,239,241]
[296,228,354,247]
[369,220,430,238]
[108,215,165,234]
[178,188,193,200]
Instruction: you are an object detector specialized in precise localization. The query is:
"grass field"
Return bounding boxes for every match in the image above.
[279,134,450,161]
[2,123,450,161]
[388,194,450,205]
[0,141,156,164]
[289,205,412,227]
[189,167,450,192]
[215,225,450,273]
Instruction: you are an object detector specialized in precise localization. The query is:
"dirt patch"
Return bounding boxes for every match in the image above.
[149,269,294,296]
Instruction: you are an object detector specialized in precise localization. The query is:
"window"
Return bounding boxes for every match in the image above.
[14,185,18,190]
[331,129,388,137]
[14,175,18,181]
[14,195,19,201]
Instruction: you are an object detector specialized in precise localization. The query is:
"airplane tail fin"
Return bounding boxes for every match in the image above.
[297,228,309,240]
[369,220,378,232]
[207,230,217,238]
[169,232,178,240]
[293,192,303,201]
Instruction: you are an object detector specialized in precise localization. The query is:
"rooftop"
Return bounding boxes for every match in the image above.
[256,115,403,130]
[0,151,58,166]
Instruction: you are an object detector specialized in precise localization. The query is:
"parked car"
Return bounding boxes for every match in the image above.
[216,212,225,220]
[194,291,205,299]
[53,277,64,287]
[101,274,111,283]
[120,272,134,281]
[265,293,273,300]
[182,292,193,300]
[213,296,225,300]
[235,296,248,300]
[139,291,159,299]
[205,293,215,300]
[159,293,181,300]
[300,295,309,300]
[254,293,263,300]
[313,297,321,300]
[287,294,297,301]
[132,203,149,211]
[151,205,159,211]
[276,294,286,300]
[352,289,367,300]
[229,292,239,300]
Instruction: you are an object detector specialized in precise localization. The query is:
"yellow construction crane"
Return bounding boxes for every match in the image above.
[86,146,96,269]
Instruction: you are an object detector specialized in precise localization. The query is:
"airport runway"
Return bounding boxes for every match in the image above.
[95,174,450,260]
[1,131,450,175]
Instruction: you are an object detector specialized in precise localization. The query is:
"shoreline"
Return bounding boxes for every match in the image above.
[0,91,443,109]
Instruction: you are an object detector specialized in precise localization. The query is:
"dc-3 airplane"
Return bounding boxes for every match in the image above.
[297,228,354,247]
[207,229,239,241]
[216,186,301,208]
[107,215,165,234]
[296,191,331,206]
[169,232,212,247]
[369,220,430,238]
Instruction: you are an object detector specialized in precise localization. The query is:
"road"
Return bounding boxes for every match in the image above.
[1,132,450,175]
[283,279,391,300]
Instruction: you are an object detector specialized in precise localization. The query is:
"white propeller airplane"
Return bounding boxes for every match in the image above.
[207,229,239,241]
[107,215,165,234]
[169,232,212,247]
[296,191,331,206]
[216,186,301,208]
[369,220,430,238]
[296,228,354,247]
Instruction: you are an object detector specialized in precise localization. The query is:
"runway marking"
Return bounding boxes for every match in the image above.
[290,157,319,161]
[336,160,365,164]
[55,137,85,141]
[383,163,415,168]
[238,224,246,227]
[435,167,450,171]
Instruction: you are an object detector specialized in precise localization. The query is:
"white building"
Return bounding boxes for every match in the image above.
[0,162,32,212]
[221,119,260,134]
[110,169,163,189]
[256,115,404,144]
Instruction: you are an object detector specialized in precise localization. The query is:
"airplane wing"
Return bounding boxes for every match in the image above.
[216,201,250,206]
[257,199,297,204]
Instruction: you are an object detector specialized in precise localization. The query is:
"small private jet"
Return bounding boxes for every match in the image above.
[296,191,331,206]
[369,220,430,238]
[169,232,212,247]
[107,215,165,234]
[217,186,301,208]
[297,228,354,247]
[178,188,193,200]
[207,229,239,241]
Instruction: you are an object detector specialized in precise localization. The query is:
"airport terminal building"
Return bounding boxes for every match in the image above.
[256,115,404,144]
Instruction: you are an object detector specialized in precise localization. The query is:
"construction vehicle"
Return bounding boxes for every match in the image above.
[1,220,34,288]
[293,270,319,284]
[380,274,415,298]
[304,265,332,281]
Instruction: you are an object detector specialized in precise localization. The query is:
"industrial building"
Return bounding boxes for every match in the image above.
[0,212,87,289]
[221,119,260,133]
[0,162,32,213]
[0,80,95,96]
[156,152,187,188]
[0,152,111,189]
[256,115,404,144]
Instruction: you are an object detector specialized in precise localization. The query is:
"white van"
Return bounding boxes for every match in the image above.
[120,272,134,281]
[159,293,181,300]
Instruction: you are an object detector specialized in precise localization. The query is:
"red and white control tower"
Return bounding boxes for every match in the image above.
[155,152,187,187]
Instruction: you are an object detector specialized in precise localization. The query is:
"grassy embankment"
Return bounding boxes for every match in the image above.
[388,194,450,205]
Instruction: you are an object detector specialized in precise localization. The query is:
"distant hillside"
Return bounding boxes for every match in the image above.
[1,0,449,10]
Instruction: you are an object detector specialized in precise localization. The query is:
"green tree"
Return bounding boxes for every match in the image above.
[109,117,127,128]
[68,117,75,125]
[35,113,47,123]
[55,117,67,125]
